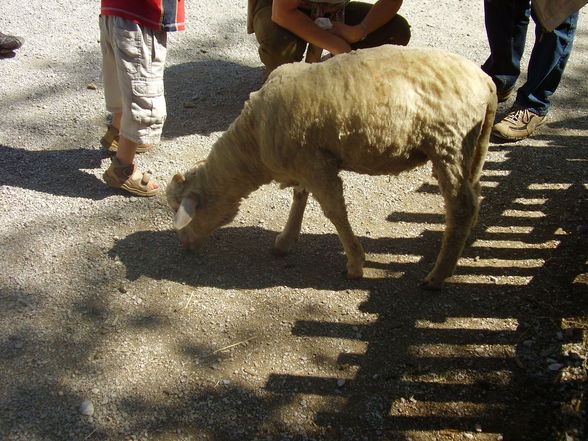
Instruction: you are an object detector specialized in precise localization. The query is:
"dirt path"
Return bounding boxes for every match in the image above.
[0,1,587,440]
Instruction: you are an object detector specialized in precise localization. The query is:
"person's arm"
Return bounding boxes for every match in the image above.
[271,0,352,54]
[330,0,403,44]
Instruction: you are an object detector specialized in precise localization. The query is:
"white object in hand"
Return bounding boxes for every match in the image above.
[314,17,333,30]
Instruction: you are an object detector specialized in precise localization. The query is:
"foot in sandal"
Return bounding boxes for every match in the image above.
[101,126,153,154]
[103,156,160,197]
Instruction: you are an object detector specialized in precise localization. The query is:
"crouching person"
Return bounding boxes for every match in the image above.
[99,0,185,196]
[248,0,411,78]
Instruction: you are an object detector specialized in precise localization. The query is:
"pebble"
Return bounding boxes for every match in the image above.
[80,399,94,416]
[337,379,346,387]
[548,363,564,371]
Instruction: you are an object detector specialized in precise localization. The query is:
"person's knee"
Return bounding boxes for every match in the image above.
[257,34,306,70]
[392,15,411,46]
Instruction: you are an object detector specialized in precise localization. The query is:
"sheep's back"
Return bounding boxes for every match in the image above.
[248,45,496,175]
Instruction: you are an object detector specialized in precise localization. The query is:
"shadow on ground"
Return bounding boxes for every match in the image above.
[0,144,110,200]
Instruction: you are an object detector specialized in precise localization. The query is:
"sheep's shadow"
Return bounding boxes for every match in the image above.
[0,144,111,200]
[162,59,263,138]
[109,225,444,291]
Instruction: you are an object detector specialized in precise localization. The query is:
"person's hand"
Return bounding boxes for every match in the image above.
[330,21,368,44]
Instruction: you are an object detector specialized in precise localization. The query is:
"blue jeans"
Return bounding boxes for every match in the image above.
[481,0,578,115]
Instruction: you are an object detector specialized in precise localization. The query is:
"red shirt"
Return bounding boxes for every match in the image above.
[101,0,185,31]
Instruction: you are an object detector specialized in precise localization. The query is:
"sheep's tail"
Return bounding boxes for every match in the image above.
[470,94,497,190]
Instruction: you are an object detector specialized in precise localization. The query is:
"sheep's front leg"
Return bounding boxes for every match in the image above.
[273,187,309,255]
[309,177,365,279]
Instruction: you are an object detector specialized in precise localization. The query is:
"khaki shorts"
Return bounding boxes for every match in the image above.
[252,0,410,72]
[100,15,167,145]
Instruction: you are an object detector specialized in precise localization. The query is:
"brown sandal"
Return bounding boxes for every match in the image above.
[103,157,160,197]
[100,126,153,154]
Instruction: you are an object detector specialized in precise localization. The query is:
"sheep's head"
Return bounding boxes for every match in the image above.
[166,164,239,251]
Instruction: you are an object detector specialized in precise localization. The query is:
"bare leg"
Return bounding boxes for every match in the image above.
[273,187,309,255]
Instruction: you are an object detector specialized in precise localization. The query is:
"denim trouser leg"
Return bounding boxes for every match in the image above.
[481,0,531,93]
[516,10,578,115]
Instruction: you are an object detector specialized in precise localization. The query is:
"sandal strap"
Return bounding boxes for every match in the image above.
[141,172,152,186]
[111,156,135,179]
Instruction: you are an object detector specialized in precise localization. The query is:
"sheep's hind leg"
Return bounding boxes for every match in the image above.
[307,175,365,279]
[273,186,309,255]
[423,161,479,290]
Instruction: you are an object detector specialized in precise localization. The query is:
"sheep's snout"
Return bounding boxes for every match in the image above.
[178,228,205,251]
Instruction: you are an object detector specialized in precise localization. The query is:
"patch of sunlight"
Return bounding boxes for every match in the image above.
[415,317,518,331]
[528,183,572,190]
[471,239,560,249]
[485,225,534,234]
[459,257,544,268]
[480,181,499,188]
[482,169,510,176]
[573,273,588,285]
[449,274,533,285]
[385,254,423,263]
[402,431,502,441]
[408,344,516,358]
[513,197,548,205]
[501,209,545,218]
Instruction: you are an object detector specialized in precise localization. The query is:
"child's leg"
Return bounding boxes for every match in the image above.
[101,15,167,196]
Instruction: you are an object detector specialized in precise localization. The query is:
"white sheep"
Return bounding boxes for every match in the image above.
[167,45,497,289]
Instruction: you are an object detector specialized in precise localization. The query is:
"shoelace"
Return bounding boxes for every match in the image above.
[503,108,534,124]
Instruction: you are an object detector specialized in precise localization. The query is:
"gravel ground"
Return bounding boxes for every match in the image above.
[1,1,587,441]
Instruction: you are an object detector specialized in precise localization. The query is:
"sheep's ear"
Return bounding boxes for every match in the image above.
[172,173,186,185]
[174,197,198,230]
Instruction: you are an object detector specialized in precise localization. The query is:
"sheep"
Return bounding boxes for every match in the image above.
[167,45,497,289]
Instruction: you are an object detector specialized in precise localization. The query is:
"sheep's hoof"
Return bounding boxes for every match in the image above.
[345,268,364,279]
[419,278,444,291]
[273,233,298,256]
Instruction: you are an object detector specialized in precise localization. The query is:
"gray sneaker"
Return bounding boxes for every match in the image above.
[492,106,546,140]
[0,32,24,53]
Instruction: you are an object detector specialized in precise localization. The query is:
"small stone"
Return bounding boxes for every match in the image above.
[556,332,564,340]
[523,340,534,347]
[14,342,23,349]
[337,379,346,387]
[80,399,94,416]
[91,388,100,394]
[475,423,482,432]
[118,286,127,294]
[548,363,564,371]
[87,83,98,90]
